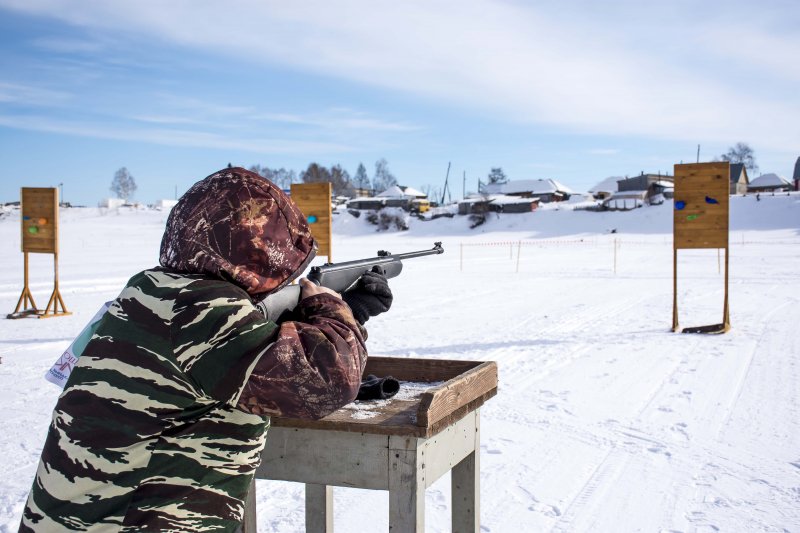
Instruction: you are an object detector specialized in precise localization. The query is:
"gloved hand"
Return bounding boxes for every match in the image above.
[341,267,393,324]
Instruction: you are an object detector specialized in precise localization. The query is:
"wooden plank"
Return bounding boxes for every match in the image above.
[673,163,729,252]
[257,427,390,490]
[420,411,478,487]
[21,187,59,254]
[365,356,482,382]
[417,361,498,428]
[291,183,332,260]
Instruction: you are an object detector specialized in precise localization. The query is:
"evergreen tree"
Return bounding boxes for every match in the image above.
[353,163,370,191]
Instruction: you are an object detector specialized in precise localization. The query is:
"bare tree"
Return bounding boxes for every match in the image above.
[300,163,331,184]
[249,164,297,189]
[487,167,507,184]
[372,158,397,193]
[110,167,137,200]
[719,143,758,174]
[330,164,354,197]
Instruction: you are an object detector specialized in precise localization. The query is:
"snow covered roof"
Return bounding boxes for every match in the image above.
[399,185,426,197]
[376,185,406,197]
[653,180,674,188]
[377,185,427,198]
[605,190,647,200]
[488,194,539,205]
[748,173,791,189]
[589,176,623,194]
[484,179,573,195]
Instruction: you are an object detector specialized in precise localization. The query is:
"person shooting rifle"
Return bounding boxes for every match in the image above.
[19,167,443,532]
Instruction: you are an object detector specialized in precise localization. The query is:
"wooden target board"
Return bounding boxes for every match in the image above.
[21,187,59,254]
[673,163,729,249]
[290,183,333,261]
[672,162,730,333]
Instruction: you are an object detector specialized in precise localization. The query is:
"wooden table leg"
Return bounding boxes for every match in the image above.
[452,411,480,533]
[241,478,257,533]
[389,445,425,532]
[452,451,479,533]
[305,483,334,533]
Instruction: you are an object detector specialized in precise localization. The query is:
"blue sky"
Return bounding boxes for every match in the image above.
[1,0,798,205]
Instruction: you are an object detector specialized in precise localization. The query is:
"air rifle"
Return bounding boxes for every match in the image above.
[257,242,444,322]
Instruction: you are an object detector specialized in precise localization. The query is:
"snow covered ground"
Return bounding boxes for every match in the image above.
[1,193,798,532]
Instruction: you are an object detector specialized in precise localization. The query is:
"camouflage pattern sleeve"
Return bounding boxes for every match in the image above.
[237,293,368,420]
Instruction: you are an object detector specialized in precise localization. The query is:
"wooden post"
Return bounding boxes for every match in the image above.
[306,484,333,533]
[241,478,257,533]
[722,246,730,331]
[515,240,521,273]
[11,252,37,315]
[672,248,679,332]
[389,439,425,532]
[452,412,480,533]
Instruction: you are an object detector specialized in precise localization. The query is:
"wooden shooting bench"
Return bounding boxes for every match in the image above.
[242,356,498,533]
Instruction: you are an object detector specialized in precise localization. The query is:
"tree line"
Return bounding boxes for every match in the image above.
[248,158,398,197]
[108,143,760,202]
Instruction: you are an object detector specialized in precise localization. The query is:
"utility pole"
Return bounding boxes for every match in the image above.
[462,171,466,200]
[58,183,64,206]
[696,144,701,163]
[441,162,451,205]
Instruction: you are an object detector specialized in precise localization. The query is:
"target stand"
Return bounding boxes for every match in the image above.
[672,163,730,334]
[7,187,71,319]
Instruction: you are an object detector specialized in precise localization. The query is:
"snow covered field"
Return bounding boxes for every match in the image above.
[1,194,798,532]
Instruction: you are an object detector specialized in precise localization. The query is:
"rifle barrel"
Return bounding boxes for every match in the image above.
[314,242,443,273]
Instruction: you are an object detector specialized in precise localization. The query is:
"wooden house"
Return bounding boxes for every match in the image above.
[482,179,573,203]
[729,163,749,195]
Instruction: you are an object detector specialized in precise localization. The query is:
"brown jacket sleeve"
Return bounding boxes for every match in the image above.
[236,293,368,419]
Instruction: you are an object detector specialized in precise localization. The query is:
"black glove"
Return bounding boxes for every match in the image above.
[341,267,393,324]
[357,374,400,401]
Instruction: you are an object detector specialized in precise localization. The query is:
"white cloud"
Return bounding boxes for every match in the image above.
[0,113,355,154]
[0,81,72,106]
[255,109,420,132]
[1,0,798,151]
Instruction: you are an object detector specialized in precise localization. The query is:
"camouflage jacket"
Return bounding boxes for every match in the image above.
[21,168,368,532]
[20,268,367,532]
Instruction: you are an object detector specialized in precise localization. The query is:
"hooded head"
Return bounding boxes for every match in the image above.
[159,167,316,296]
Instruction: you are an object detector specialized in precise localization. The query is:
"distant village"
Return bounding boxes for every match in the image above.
[344,157,800,220]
